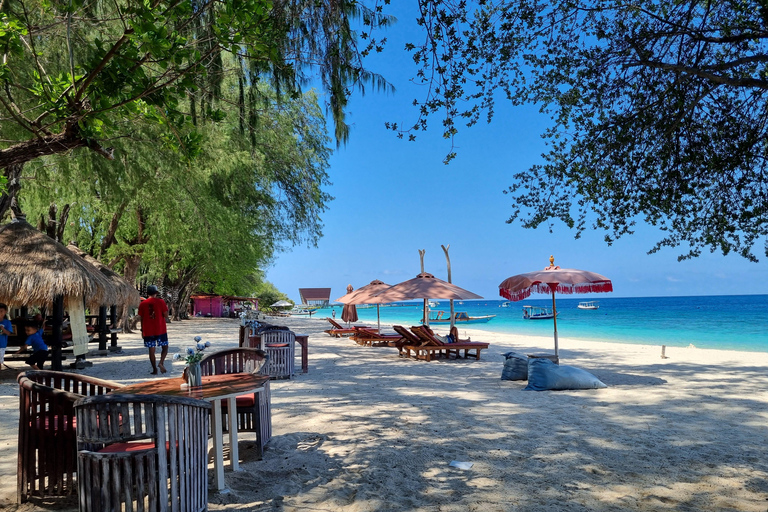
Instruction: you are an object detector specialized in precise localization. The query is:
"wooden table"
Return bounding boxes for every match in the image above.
[242,332,309,373]
[117,373,269,491]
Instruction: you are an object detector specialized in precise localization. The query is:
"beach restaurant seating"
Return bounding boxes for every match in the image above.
[350,326,404,347]
[324,318,357,337]
[404,325,490,362]
[259,329,296,379]
[74,393,210,512]
[17,370,123,503]
[199,347,272,458]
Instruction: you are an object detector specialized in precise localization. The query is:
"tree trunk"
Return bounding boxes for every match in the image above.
[0,163,24,220]
[0,125,114,169]
[120,254,142,333]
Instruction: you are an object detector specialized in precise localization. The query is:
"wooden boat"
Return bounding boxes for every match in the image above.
[522,306,557,320]
[425,311,496,324]
[577,301,599,310]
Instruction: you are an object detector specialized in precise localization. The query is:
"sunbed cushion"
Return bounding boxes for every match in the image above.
[524,358,607,391]
[501,352,528,381]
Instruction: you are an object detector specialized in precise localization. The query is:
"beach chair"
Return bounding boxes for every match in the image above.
[350,326,403,347]
[17,370,123,503]
[75,393,210,512]
[392,325,424,355]
[259,329,296,379]
[324,317,357,337]
[405,325,490,362]
[199,347,272,458]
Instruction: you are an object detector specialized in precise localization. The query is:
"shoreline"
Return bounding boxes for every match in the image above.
[2,315,768,511]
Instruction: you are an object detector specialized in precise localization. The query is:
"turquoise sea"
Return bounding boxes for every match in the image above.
[315,294,768,353]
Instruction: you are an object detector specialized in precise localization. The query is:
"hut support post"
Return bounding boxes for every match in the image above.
[97,306,108,352]
[108,305,120,352]
[50,295,64,371]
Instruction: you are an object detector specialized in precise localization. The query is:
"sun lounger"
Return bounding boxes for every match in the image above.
[324,317,357,337]
[403,325,490,362]
[392,325,424,355]
[350,326,403,347]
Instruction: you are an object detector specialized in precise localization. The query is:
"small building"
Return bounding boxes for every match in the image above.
[298,288,331,308]
[191,294,259,317]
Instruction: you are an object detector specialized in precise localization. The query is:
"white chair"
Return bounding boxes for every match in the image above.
[260,330,295,379]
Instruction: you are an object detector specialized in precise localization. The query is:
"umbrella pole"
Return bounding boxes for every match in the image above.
[551,291,559,358]
[377,304,381,334]
[423,299,429,326]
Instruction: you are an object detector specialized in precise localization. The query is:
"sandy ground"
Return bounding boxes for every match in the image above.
[1,316,767,511]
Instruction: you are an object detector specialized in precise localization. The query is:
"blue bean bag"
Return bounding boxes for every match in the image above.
[501,352,529,381]
[524,358,607,391]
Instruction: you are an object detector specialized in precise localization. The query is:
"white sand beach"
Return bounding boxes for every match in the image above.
[1,316,767,511]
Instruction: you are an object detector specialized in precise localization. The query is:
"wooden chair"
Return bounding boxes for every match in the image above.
[392,325,423,355]
[259,330,295,379]
[75,393,210,512]
[17,370,123,503]
[350,326,403,347]
[199,348,272,458]
[405,325,490,362]
[324,318,357,337]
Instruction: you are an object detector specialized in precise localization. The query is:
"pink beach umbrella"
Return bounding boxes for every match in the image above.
[340,284,359,325]
[499,255,613,359]
[336,279,392,333]
[372,272,483,327]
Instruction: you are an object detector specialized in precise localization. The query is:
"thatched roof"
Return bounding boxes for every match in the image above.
[67,244,141,308]
[0,219,118,308]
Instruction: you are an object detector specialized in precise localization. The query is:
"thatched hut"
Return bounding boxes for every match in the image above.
[0,217,118,369]
[66,244,140,309]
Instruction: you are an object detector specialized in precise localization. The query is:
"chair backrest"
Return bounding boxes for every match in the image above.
[260,329,296,348]
[257,324,290,334]
[393,325,420,344]
[327,318,344,329]
[199,348,268,376]
[411,326,444,346]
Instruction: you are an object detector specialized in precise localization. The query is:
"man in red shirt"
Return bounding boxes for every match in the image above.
[137,285,170,375]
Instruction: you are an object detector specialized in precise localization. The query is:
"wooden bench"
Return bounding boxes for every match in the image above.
[17,370,123,503]
[403,325,490,362]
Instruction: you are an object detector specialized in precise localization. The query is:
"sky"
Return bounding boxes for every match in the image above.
[265,3,768,303]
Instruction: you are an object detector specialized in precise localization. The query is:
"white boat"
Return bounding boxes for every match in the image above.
[522,306,557,320]
[500,301,511,308]
[428,301,439,308]
[425,311,496,324]
[577,301,599,310]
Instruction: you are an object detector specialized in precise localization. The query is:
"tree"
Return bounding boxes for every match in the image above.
[398,0,768,260]
[0,0,390,173]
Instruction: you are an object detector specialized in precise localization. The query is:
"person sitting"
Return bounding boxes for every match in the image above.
[15,320,48,370]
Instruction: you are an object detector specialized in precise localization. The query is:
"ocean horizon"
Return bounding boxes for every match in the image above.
[317,293,768,353]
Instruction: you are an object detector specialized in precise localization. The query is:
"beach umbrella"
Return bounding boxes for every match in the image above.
[372,272,483,326]
[270,300,292,308]
[341,284,358,325]
[499,255,613,359]
[336,279,392,333]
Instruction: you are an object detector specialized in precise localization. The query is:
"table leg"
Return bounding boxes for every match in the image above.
[212,399,225,490]
[228,396,239,471]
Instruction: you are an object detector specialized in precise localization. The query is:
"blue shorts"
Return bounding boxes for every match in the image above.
[143,333,169,348]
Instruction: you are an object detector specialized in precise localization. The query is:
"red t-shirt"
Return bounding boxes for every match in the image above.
[138,297,168,337]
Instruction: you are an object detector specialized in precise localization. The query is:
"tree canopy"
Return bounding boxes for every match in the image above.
[400,0,768,260]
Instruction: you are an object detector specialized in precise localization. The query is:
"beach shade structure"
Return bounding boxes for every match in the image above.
[498,255,613,359]
[340,284,359,325]
[372,272,483,327]
[336,279,393,333]
[271,300,293,308]
[0,217,118,370]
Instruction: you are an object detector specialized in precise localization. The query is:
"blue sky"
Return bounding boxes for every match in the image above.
[265,3,767,302]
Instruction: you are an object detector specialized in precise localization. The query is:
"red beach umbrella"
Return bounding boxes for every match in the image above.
[341,284,358,325]
[373,272,483,326]
[499,256,613,358]
[336,279,392,333]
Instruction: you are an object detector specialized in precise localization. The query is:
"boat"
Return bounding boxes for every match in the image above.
[577,301,599,310]
[522,305,557,320]
[428,301,439,308]
[424,311,496,324]
[500,301,511,308]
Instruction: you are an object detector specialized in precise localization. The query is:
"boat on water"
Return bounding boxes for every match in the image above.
[522,305,557,320]
[577,301,599,310]
[428,301,439,308]
[500,301,511,308]
[424,311,496,324]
